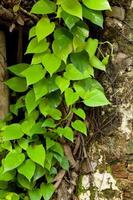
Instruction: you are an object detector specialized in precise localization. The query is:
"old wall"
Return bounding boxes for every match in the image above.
[78,0,133,199]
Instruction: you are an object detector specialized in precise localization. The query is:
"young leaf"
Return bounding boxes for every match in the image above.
[31,0,56,14]
[42,119,56,128]
[5,77,27,92]
[42,53,61,76]
[72,108,86,120]
[56,127,74,142]
[65,88,79,106]
[3,150,25,172]
[21,64,45,86]
[85,38,98,58]
[25,90,41,114]
[83,0,111,10]
[18,159,36,181]
[27,144,45,167]
[71,120,87,135]
[36,17,55,42]
[61,0,82,19]
[29,189,42,200]
[41,183,55,200]
[29,26,36,40]
[2,123,24,141]
[89,56,106,70]
[26,37,49,54]
[83,89,110,107]
[55,76,70,93]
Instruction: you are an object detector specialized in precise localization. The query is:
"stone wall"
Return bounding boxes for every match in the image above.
[78,0,133,199]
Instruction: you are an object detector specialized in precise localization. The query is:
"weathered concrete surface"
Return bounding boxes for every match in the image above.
[78,1,133,199]
[0,31,8,119]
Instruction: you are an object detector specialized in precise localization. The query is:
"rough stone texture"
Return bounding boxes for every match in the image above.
[0,31,8,119]
[78,1,133,199]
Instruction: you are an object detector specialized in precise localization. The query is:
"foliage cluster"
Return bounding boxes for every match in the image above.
[0,0,111,199]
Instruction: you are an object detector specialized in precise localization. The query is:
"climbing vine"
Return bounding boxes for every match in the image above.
[0,0,111,199]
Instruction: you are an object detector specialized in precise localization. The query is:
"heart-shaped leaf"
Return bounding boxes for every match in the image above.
[3,150,25,172]
[42,53,61,76]
[18,159,36,181]
[55,76,70,93]
[27,144,45,167]
[36,17,55,41]
[65,88,79,106]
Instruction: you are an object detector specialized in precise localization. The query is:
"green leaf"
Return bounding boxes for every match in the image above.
[25,90,40,114]
[56,127,74,142]
[5,77,27,92]
[60,0,82,18]
[29,189,42,200]
[42,119,56,128]
[72,108,86,120]
[21,64,45,86]
[52,28,72,62]
[52,142,64,156]
[3,150,25,172]
[64,64,92,80]
[33,79,48,101]
[29,122,44,137]
[83,0,111,10]
[41,183,55,200]
[0,167,16,181]
[26,37,49,54]
[70,51,90,72]
[74,78,104,98]
[29,26,36,40]
[1,141,12,151]
[60,157,69,170]
[33,165,45,182]
[85,38,98,58]
[83,6,103,27]
[31,53,45,65]
[31,0,56,14]
[83,89,110,107]
[65,88,79,106]
[8,63,29,76]
[46,138,55,150]
[5,193,19,200]
[17,174,33,190]
[2,123,24,141]
[36,17,55,42]
[42,53,61,76]
[71,120,87,135]
[61,11,79,29]
[18,159,36,181]
[89,56,106,70]
[45,152,53,171]
[27,144,45,167]
[18,138,29,150]
[55,76,70,93]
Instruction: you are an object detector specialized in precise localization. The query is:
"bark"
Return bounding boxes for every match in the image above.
[0,31,9,119]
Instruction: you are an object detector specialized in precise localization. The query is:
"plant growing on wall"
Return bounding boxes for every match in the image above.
[0,0,111,199]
